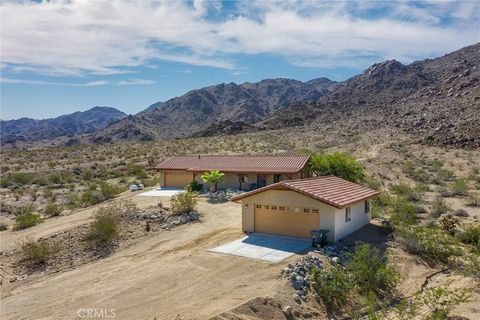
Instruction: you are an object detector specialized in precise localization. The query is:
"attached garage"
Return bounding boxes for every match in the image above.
[163,170,193,188]
[254,205,320,238]
[231,176,379,242]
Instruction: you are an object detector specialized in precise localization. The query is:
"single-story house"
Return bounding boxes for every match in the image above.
[230,176,379,242]
[154,155,310,190]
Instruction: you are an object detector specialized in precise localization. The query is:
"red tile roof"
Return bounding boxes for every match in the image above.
[155,155,309,173]
[231,176,380,208]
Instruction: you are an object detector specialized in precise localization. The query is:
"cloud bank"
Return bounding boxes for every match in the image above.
[1,0,478,76]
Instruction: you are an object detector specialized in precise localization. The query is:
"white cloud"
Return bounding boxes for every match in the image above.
[0,0,478,76]
[0,77,155,86]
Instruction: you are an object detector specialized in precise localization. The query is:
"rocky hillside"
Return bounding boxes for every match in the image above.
[89,78,337,142]
[259,43,480,148]
[1,107,126,143]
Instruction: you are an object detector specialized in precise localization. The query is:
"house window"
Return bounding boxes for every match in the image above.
[279,206,285,210]
[345,207,352,222]
[239,175,248,183]
[312,209,319,214]
[301,171,306,178]
[304,208,310,213]
[271,205,277,210]
[365,200,370,214]
[256,204,261,209]
[264,205,270,209]
[274,174,282,183]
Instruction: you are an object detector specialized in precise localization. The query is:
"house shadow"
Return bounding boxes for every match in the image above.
[240,233,312,253]
[335,223,393,256]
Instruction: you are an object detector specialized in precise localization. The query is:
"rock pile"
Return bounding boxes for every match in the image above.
[281,254,323,302]
[316,243,355,266]
[161,212,199,230]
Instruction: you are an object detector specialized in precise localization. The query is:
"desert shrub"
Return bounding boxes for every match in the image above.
[450,179,469,196]
[44,202,63,217]
[11,204,35,216]
[47,172,64,185]
[311,266,351,310]
[13,213,43,230]
[186,180,203,192]
[32,176,48,186]
[85,207,122,247]
[127,164,149,179]
[310,152,365,183]
[395,225,460,264]
[415,282,470,320]
[465,194,480,207]
[371,192,393,219]
[391,182,425,202]
[435,169,455,183]
[80,189,103,206]
[457,224,480,248]
[171,192,197,214]
[364,177,381,190]
[390,197,417,226]
[346,244,399,294]
[458,253,480,277]
[438,214,459,235]
[141,176,160,187]
[4,172,34,186]
[66,193,80,209]
[99,182,124,200]
[431,196,450,217]
[0,222,8,231]
[20,238,59,266]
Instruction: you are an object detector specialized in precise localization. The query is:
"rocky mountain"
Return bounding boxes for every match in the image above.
[89,78,337,142]
[1,106,126,143]
[258,43,480,148]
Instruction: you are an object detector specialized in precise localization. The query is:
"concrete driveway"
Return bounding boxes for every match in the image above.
[208,233,312,262]
[136,187,183,197]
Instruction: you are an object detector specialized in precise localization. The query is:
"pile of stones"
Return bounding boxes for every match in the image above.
[161,211,199,230]
[316,243,356,266]
[281,254,323,303]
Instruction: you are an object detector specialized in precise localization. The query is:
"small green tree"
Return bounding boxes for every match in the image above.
[309,152,365,183]
[201,170,225,192]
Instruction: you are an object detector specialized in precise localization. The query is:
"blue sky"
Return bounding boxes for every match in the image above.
[1,0,479,120]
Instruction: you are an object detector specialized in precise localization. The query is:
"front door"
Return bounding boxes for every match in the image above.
[257,174,266,188]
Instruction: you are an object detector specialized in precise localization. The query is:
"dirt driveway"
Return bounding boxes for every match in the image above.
[0,195,287,320]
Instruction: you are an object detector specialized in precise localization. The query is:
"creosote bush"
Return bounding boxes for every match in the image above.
[44,202,63,216]
[431,196,450,217]
[311,244,398,312]
[171,191,197,214]
[309,152,365,183]
[85,206,122,247]
[438,214,459,235]
[20,238,59,266]
[13,213,43,231]
[395,225,460,264]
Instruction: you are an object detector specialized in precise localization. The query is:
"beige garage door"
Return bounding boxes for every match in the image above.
[254,205,320,238]
[164,171,192,188]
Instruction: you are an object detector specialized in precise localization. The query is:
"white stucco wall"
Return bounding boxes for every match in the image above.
[334,200,371,241]
[239,189,337,241]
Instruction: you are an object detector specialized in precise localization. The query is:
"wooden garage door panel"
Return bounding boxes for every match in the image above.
[164,171,192,188]
[254,207,319,238]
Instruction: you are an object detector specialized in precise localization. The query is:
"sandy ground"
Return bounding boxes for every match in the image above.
[0,194,288,320]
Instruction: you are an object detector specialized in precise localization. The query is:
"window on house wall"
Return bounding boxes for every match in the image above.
[365,200,370,214]
[304,208,310,213]
[345,207,352,222]
[239,175,248,183]
[301,171,305,178]
[274,174,282,183]
[271,205,277,210]
[312,209,319,213]
[279,206,285,210]
[256,204,261,209]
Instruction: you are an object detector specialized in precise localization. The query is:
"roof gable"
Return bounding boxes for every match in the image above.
[231,176,380,208]
[155,155,309,173]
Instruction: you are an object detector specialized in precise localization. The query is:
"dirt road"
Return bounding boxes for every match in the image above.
[0,195,286,320]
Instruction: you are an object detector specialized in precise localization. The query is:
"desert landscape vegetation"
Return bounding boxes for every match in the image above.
[1,1,479,318]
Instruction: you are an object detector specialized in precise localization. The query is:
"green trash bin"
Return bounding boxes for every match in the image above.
[320,229,329,246]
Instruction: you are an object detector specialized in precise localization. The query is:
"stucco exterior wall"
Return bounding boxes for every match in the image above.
[334,200,371,241]
[239,189,337,241]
